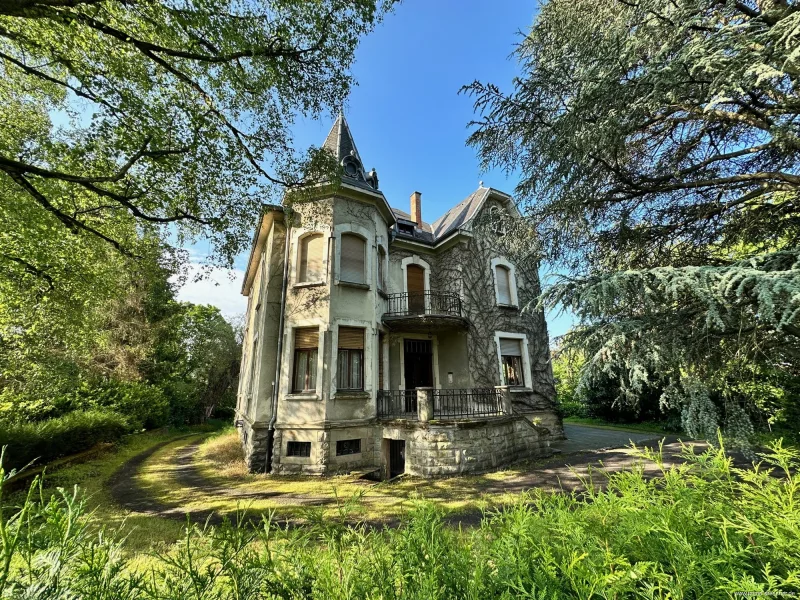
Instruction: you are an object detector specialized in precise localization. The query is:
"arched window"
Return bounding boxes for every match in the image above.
[495,265,512,305]
[298,233,324,283]
[377,246,386,290]
[340,234,366,284]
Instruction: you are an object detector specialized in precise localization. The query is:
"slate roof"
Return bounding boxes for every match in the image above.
[430,187,491,239]
[319,116,510,245]
[322,113,362,163]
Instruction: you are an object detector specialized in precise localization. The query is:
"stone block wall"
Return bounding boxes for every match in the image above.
[271,425,378,475]
[239,418,270,472]
[382,415,553,477]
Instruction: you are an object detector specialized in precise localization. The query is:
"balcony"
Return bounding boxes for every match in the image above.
[377,388,512,422]
[382,291,469,331]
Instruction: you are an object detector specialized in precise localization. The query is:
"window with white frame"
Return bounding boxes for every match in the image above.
[491,258,518,307]
[498,337,525,386]
[495,265,512,305]
[298,233,324,283]
[337,326,364,390]
[340,234,366,284]
[292,328,318,392]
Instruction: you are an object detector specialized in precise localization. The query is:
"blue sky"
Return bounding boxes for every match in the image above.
[178,0,575,339]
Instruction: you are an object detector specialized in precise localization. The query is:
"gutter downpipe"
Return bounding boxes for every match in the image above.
[265,220,292,473]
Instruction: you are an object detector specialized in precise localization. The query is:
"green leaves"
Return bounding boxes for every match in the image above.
[465,0,800,437]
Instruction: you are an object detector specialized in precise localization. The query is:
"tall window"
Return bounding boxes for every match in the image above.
[499,338,524,386]
[495,265,512,305]
[340,234,366,284]
[292,328,318,392]
[337,326,364,390]
[298,233,324,283]
[377,246,386,290]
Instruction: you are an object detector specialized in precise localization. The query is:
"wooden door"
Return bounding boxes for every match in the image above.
[406,264,425,313]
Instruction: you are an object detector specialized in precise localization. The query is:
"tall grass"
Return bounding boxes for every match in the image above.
[1,441,799,599]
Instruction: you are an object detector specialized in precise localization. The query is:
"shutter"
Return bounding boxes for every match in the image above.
[340,234,365,283]
[499,338,522,356]
[406,264,425,294]
[496,265,512,304]
[300,234,324,282]
[294,327,319,349]
[338,326,364,349]
[378,333,384,390]
[377,248,386,289]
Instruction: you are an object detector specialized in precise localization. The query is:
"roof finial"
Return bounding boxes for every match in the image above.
[479,180,484,188]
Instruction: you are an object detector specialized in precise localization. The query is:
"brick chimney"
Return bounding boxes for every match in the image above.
[410,191,422,227]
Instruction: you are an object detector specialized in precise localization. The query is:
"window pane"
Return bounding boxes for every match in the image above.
[350,350,362,390]
[338,349,349,388]
[501,355,524,386]
[294,350,308,391]
[307,349,317,389]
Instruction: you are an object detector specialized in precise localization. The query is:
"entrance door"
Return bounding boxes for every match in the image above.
[404,339,433,389]
[389,439,405,478]
[406,264,425,313]
[403,339,433,413]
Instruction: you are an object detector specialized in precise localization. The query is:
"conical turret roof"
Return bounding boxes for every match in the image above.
[321,113,379,191]
[322,113,362,163]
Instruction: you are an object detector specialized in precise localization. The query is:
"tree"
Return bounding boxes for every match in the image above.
[0,0,393,265]
[465,0,800,441]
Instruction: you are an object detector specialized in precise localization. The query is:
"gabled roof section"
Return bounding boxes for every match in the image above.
[431,187,492,239]
[322,113,362,163]
[389,186,519,248]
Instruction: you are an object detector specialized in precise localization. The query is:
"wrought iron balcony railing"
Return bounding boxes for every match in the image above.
[432,388,505,419]
[384,291,463,318]
[377,388,509,421]
[377,389,418,420]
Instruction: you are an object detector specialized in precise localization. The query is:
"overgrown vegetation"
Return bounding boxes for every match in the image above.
[2,441,798,598]
[467,0,800,444]
[0,0,395,470]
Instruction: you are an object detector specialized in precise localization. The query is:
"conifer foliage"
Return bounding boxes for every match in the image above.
[465,0,800,440]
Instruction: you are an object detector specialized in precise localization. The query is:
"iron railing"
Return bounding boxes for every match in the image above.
[384,291,463,318]
[433,388,505,418]
[377,389,418,419]
[377,388,507,420]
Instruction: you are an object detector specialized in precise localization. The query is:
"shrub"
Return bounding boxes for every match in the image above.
[2,441,799,598]
[0,409,129,470]
[76,380,170,430]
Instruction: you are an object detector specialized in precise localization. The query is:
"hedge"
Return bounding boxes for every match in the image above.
[0,409,129,470]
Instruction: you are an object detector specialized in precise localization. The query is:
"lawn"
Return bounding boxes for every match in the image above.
[133,427,543,523]
[563,416,681,434]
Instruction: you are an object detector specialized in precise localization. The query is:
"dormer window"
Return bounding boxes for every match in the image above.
[397,223,414,235]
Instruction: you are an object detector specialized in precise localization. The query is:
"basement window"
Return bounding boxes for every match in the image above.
[287,441,311,457]
[336,439,361,456]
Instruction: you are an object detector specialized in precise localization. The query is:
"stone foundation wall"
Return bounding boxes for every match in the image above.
[246,411,559,477]
[239,418,271,472]
[271,425,379,475]
[383,414,554,477]
[521,409,565,439]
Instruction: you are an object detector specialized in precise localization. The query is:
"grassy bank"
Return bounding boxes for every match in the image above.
[4,422,226,556]
[2,441,798,598]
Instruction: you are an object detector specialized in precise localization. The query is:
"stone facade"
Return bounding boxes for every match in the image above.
[235,115,563,478]
[381,416,552,477]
